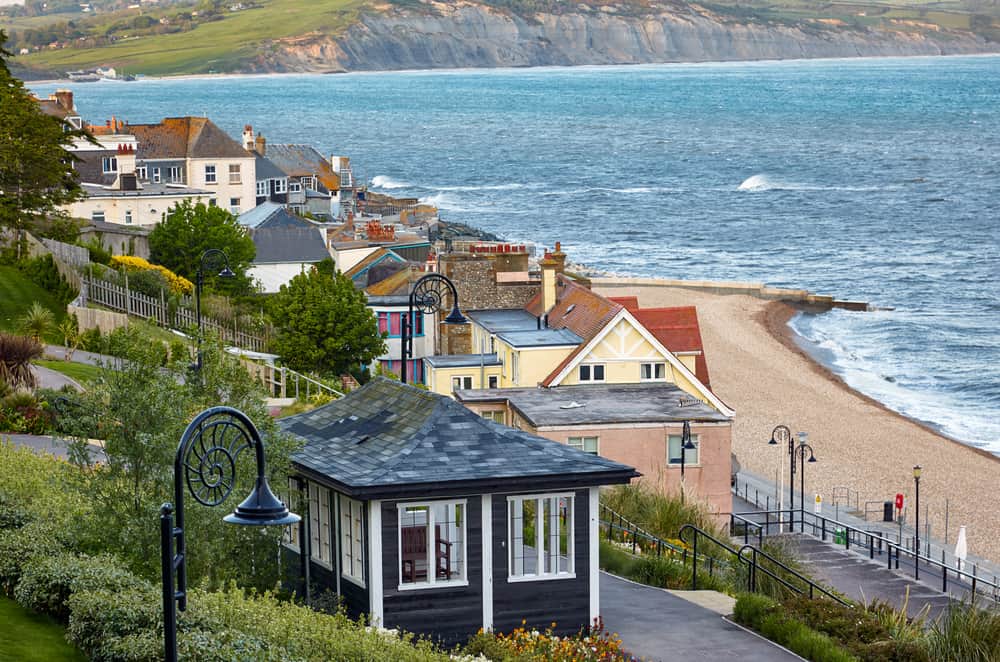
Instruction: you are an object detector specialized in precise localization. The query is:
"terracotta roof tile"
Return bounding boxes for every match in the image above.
[632,306,711,387]
[126,117,249,160]
[608,296,639,311]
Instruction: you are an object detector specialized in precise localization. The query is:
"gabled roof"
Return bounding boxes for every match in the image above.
[250,226,329,264]
[282,377,638,498]
[608,296,640,312]
[344,247,402,279]
[266,144,340,191]
[527,274,622,344]
[364,265,417,296]
[238,202,285,229]
[254,153,286,181]
[127,118,250,160]
[632,306,711,387]
[456,383,731,427]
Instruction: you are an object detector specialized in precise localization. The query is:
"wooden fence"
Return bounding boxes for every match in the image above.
[79,274,268,352]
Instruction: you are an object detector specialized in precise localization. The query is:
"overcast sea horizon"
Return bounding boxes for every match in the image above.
[31,55,1000,451]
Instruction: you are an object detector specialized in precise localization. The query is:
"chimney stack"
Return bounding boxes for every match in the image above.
[242,124,254,151]
[540,250,559,314]
[116,143,136,175]
[550,241,567,274]
[53,89,74,112]
[255,132,266,156]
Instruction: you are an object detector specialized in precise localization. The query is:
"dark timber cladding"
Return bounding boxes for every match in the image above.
[492,489,591,635]
[381,497,483,641]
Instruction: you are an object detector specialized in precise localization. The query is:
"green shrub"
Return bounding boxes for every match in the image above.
[115,266,170,299]
[733,593,778,629]
[15,552,146,621]
[18,254,77,306]
[0,520,67,593]
[758,612,859,662]
[78,327,102,353]
[602,482,725,540]
[926,599,1000,662]
[66,586,162,661]
[81,238,112,266]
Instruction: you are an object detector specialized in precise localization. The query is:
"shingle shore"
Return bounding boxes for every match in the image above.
[595,285,1000,562]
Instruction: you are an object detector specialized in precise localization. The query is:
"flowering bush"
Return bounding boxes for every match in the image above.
[110,255,193,295]
[466,619,636,661]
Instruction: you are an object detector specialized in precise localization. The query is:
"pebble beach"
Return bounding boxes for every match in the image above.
[594,282,1000,562]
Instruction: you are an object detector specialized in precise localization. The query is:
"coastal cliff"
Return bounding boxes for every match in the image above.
[267,1,995,72]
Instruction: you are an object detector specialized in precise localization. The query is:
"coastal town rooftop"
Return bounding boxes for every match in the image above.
[424,353,502,369]
[455,382,730,427]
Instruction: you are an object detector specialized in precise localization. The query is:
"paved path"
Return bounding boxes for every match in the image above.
[32,364,83,392]
[601,572,800,661]
[2,433,101,461]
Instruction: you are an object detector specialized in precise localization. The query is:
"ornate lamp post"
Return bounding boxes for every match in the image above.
[194,248,236,372]
[793,432,817,533]
[768,424,793,531]
[679,420,697,502]
[913,464,922,579]
[160,407,300,662]
[401,273,467,385]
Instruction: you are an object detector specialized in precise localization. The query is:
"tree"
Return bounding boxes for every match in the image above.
[148,200,256,295]
[269,259,386,377]
[18,301,55,341]
[0,30,83,258]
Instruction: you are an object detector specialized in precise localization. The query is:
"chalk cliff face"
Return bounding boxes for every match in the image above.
[266,2,995,73]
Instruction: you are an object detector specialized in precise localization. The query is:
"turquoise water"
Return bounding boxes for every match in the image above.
[31,56,1000,449]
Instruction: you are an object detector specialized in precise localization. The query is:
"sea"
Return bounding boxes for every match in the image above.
[30,55,1000,451]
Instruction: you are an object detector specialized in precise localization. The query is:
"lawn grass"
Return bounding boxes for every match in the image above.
[35,359,103,384]
[0,265,66,336]
[21,0,364,75]
[0,598,87,662]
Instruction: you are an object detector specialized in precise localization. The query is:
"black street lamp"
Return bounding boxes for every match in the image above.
[793,432,817,533]
[400,273,467,385]
[679,420,697,501]
[194,248,236,372]
[160,407,300,662]
[768,424,794,530]
[913,464,922,579]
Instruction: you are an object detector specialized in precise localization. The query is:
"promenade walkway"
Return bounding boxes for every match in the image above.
[601,572,800,661]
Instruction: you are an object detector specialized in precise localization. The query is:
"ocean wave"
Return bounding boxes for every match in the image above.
[371,175,411,189]
[737,173,885,193]
[433,183,530,192]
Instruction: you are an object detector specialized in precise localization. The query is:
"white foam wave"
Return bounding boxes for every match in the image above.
[737,173,886,193]
[434,183,528,192]
[371,175,410,189]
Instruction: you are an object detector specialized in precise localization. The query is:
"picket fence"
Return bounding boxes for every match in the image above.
[79,274,268,352]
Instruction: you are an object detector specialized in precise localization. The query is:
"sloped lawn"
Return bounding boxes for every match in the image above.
[0,597,87,662]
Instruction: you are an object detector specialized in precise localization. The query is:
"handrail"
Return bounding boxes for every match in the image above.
[599,504,686,558]
[678,524,741,590]
[730,512,765,547]
[738,544,850,606]
[736,508,1000,601]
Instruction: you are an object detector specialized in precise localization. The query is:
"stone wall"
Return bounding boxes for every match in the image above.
[69,304,128,335]
[440,254,540,311]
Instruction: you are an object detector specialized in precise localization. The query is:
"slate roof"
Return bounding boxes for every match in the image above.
[255,154,286,181]
[127,118,250,160]
[424,353,501,368]
[239,202,312,230]
[466,309,539,334]
[251,226,329,264]
[267,144,340,191]
[81,182,210,198]
[496,328,582,348]
[455,383,731,428]
[282,377,638,498]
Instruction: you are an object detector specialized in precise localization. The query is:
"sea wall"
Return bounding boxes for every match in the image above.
[269,3,996,72]
[591,276,869,310]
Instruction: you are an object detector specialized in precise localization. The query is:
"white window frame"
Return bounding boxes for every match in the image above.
[579,364,606,382]
[136,165,147,180]
[167,165,182,183]
[204,164,217,184]
[396,499,468,591]
[568,436,599,455]
[282,477,301,550]
[91,210,105,223]
[641,362,667,381]
[668,433,700,466]
[339,494,365,587]
[512,351,520,385]
[289,181,302,193]
[451,375,473,392]
[229,197,241,214]
[488,375,499,389]
[507,493,575,582]
[256,180,268,196]
[308,482,332,568]
[228,163,241,184]
[101,156,117,173]
[124,210,133,225]
[274,178,287,194]
[152,167,161,183]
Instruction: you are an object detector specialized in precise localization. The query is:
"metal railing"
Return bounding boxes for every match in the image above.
[832,486,861,513]
[737,508,1000,602]
[738,544,850,606]
[599,504,686,559]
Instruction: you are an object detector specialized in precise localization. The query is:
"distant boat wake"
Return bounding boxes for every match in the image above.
[737,174,883,192]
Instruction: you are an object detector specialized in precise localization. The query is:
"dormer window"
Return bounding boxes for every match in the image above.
[102,156,118,173]
[274,178,287,194]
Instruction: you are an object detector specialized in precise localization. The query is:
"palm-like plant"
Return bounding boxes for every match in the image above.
[57,316,81,360]
[18,302,55,342]
[0,333,44,390]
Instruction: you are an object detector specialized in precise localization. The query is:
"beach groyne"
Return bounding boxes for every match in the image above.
[590,277,870,311]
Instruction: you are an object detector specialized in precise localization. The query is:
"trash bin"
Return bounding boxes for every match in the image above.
[834,527,846,545]
[883,501,894,522]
